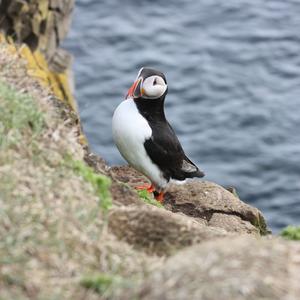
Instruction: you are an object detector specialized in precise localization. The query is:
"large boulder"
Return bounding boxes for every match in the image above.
[131,236,300,300]
[109,166,268,236]
[165,181,268,235]
[108,206,229,256]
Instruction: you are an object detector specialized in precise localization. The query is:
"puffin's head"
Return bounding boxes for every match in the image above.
[126,67,168,100]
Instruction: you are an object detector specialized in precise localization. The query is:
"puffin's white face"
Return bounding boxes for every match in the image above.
[141,75,167,99]
[126,68,168,100]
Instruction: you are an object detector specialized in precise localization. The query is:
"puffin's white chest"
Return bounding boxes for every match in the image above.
[112,99,167,189]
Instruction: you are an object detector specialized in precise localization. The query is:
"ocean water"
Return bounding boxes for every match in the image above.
[64,0,300,232]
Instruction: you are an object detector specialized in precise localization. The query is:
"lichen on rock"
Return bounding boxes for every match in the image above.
[0,0,74,65]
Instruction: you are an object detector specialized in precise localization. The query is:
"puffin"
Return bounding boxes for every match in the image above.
[112,67,204,202]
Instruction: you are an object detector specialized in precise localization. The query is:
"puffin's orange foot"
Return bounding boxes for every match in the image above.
[135,184,155,193]
[155,192,165,203]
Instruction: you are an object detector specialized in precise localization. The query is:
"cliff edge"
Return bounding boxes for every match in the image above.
[0,3,299,299]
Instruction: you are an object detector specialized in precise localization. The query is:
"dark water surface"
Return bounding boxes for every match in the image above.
[65,0,300,232]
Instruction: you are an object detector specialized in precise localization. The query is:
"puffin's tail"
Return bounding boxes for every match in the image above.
[184,168,205,179]
[193,168,205,178]
[181,157,205,179]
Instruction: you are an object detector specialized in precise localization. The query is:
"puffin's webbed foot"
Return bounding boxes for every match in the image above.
[135,184,155,193]
[154,191,165,203]
[135,184,165,203]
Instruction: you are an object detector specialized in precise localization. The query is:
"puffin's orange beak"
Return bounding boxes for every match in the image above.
[126,78,143,99]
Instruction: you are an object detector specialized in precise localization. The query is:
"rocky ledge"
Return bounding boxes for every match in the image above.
[86,149,300,300]
[1,10,299,299]
[110,165,268,237]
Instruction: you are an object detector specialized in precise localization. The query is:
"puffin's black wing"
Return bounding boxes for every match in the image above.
[144,122,204,181]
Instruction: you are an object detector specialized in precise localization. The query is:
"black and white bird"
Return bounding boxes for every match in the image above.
[112,67,204,202]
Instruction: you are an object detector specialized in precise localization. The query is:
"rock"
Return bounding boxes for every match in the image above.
[84,163,144,206]
[109,165,268,235]
[0,0,77,114]
[0,0,74,69]
[108,206,228,256]
[49,48,73,74]
[108,165,155,206]
[0,0,76,114]
[84,151,109,175]
[131,236,300,300]
[110,181,145,207]
[165,181,268,235]
[209,213,259,235]
[110,165,149,187]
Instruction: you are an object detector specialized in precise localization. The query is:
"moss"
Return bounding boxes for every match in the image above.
[80,273,134,298]
[80,274,116,295]
[70,159,112,212]
[0,81,44,148]
[137,189,163,208]
[252,214,270,236]
[280,226,300,241]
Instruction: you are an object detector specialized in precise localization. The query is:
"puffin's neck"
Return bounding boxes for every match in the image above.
[134,96,166,123]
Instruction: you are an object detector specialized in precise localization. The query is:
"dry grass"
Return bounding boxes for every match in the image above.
[0,42,158,299]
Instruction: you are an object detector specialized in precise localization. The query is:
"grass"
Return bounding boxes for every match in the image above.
[80,273,139,300]
[0,80,105,297]
[0,46,155,299]
[0,80,112,213]
[280,226,300,241]
[81,274,116,295]
[71,159,112,212]
[0,81,44,149]
[80,273,129,297]
[137,189,164,208]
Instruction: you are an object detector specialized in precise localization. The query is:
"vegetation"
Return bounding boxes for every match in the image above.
[80,273,131,297]
[0,80,112,211]
[280,226,300,241]
[81,274,116,295]
[137,189,164,208]
[0,44,154,299]
[70,159,112,212]
[0,81,44,148]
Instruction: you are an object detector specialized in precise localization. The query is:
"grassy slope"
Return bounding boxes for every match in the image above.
[0,43,155,300]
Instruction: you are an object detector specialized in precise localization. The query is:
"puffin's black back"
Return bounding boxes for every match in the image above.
[135,96,204,182]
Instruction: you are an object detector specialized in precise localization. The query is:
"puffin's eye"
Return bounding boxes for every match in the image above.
[153,78,157,86]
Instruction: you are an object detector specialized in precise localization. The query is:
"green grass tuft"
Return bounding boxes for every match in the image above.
[137,189,163,208]
[80,273,129,297]
[80,273,136,298]
[71,160,112,212]
[0,81,44,148]
[280,226,300,241]
[81,274,115,294]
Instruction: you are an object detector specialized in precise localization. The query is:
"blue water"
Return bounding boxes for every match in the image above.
[64,0,300,232]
